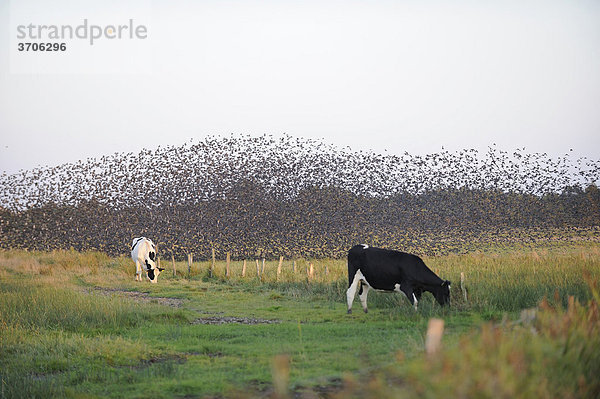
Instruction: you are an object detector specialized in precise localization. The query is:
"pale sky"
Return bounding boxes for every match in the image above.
[1,0,599,175]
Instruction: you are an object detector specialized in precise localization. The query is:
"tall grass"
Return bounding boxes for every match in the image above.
[0,249,131,288]
[0,279,152,333]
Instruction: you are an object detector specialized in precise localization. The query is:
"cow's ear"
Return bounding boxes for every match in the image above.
[158,267,165,272]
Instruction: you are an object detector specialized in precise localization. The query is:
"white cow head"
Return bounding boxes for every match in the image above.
[145,250,164,283]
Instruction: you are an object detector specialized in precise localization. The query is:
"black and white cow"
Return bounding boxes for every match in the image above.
[346,244,450,313]
[131,237,164,283]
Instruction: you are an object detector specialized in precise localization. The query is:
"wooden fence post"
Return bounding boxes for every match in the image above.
[460,272,468,302]
[210,247,216,278]
[425,318,444,356]
[308,263,314,280]
[261,258,266,275]
[256,259,260,279]
[293,260,296,274]
[277,256,283,277]
[242,259,247,277]
[272,354,290,399]
[156,244,160,270]
[226,252,231,278]
[171,252,176,277]
[187,253,193,277]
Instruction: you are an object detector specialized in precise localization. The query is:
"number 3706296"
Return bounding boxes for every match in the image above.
[18,43,67,51]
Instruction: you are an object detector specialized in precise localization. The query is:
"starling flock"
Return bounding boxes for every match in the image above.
[0,134,598,258]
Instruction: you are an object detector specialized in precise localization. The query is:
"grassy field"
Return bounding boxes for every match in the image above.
[1,245,599,398]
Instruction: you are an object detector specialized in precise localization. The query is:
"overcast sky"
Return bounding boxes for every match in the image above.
[1,0,599,175]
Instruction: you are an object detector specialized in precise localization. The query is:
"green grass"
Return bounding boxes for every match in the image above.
[1,245,599,398]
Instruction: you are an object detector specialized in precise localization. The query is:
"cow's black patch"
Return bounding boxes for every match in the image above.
[131,237,145,251]
[147,268,155,280]
[149,251,155,261]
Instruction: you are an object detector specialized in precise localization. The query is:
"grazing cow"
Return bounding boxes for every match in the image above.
[346,244,450,313]
[131,237,164,283]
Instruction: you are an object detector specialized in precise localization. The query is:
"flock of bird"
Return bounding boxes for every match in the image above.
[0,134,598,258]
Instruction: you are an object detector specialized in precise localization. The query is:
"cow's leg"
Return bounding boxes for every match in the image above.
[358,283,370,313]
[135,260,142,282]
[400,284,418,311]
[414,288,423,302]
[412,288,424,311]
[346,270,361,314]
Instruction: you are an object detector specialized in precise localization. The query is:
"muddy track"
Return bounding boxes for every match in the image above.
[83,286,186,308]
[191,316,280,325]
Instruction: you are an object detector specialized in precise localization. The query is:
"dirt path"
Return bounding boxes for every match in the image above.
[191,316,280,325]
[83,286,186,308]
[84,286,280,325]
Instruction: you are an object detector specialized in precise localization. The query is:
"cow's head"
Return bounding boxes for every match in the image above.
[144,251,164,283]
[433,280,451,306]
[145,264,165,283]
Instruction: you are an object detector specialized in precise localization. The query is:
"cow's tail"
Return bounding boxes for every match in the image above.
[347,244,367,287]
